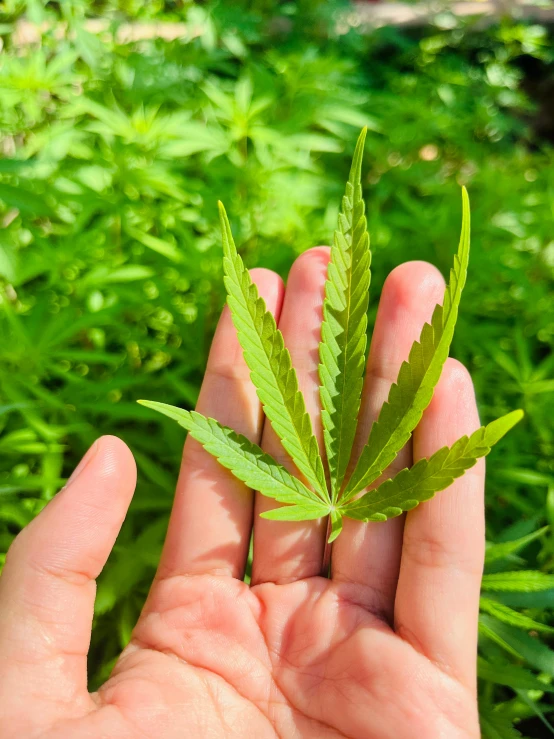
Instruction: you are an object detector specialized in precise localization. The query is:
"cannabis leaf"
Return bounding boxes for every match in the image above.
[342,411,523,522]
[479,598,554,634]
[219,202,329,502]
[478,656,554,693]
[479,702,523,739]
[319,127,371,502]
[341,186,471,503]
[140,129,523,543]
[137,401,327,517]
[484,527,548,565]
[481,570,554,592]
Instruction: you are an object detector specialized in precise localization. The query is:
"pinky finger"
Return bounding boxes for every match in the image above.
[394,359,485,690]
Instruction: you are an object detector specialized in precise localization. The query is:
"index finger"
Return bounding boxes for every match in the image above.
[154,269,284,582]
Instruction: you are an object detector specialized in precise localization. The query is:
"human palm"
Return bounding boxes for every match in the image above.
[0,250,484,738]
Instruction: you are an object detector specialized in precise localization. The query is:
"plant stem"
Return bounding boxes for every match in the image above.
[321,517,332,576]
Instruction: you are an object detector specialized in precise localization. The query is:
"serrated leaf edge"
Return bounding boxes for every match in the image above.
[342,187,471,502]
[319,127,371,502]
[219,202,329,503]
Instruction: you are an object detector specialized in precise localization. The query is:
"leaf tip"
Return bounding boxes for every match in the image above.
[327,527,341,544]
[486,408,524,447]
[347,127,368,183]
[218,201,235,258]
[136,399,161,412]
[511,408,525,424]
[218,200,228,227]
[504,408,525,428]
[461,185,470,218]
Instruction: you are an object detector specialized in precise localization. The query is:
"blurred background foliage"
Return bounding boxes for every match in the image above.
[0,1,553,735]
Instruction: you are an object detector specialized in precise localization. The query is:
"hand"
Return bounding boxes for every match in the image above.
[0,250,484,738]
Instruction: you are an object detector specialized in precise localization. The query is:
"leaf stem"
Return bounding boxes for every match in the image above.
[321,516,332,576]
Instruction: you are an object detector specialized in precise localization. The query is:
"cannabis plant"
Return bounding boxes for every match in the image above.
[139,129,522,542]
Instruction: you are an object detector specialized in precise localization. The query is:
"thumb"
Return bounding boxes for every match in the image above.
[0,436,136,727]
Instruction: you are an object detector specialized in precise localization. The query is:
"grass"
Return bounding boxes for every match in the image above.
[0,1,553,735]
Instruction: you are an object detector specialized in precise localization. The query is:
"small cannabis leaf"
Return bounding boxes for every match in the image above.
[140,128,523,543]
[479,598,554,634]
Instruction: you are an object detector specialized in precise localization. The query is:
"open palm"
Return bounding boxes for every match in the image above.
[0,250,484,738]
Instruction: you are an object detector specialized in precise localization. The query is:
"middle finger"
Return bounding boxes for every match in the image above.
[251,247,331,585]
[332,261,446,621]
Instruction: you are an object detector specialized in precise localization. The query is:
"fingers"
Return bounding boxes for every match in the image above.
[332,262,446,621]
[155,269,284,581]
[0,436,135,707]
[251,247,330,585]
[394,358,485,689]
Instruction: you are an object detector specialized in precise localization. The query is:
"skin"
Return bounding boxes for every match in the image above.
[0,250,485,738]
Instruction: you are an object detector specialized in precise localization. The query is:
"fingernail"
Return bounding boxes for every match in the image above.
[65,439,100,487]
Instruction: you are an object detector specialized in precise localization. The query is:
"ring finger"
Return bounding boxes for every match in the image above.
[332,261,446,621]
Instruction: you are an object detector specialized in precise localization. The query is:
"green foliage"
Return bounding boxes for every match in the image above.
[143,137,522,539]
[478,656,554,693]
[483,571,554,593]
[0,2,553,734]
[485,527,549,565]
[480,703,523,739]
[480,598,554,635]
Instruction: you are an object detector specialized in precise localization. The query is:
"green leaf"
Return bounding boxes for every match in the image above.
[219,202,328,502]
[125,226,184,263]
[517,691,554,735]
[479,617,523,660]
[328,508,344,543]
[138,401,323,508]
[480,597,554,634]
[261,503,329,521]
[485,527,548,565]
[343,410,523,522]
[342,188,471,502]
[482,571,554,593]
[479,705,522,739]
[0,183,50,215]
[480,615,554,677]
[84,265,155,284]
[495,590,554,610]
[319,128,371,500]
[478,656,554,692]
